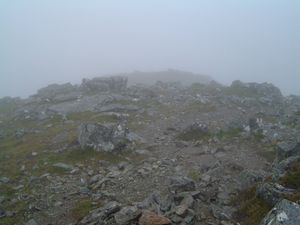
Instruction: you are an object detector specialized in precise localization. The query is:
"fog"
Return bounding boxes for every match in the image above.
[0,0,299,98]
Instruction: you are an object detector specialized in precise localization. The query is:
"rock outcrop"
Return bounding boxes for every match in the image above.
[81,76,128,93]
[261,199,300,225]
[78,123,130,152]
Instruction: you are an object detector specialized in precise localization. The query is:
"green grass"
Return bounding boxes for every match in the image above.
[233,186,272,225]
[176,129,212,142]
[280,161,300,189]
[0,198,28,225]
[185,102,217,113]
[70,199,94,221]
[188,170,201,181]
[216,128,242,140]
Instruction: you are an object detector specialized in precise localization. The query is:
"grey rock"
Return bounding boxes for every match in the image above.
[78,123,130,152]
[81,76,127,93]
[0,177,10,184]
[260,199,300,225]
[36,83,78,99]
[138,192,161,213]
[114,206,141,225]
[257,182,296,206]
[273,155,300,181]
[25,219,38,225]
[0,209,6,218]
[277,140,300,162]
[52,163,74,170]
[80,201,121,225]
[169,176,196,193]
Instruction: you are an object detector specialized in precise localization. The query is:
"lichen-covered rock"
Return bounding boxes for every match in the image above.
[78,123,130,152]
[260,199,300,225]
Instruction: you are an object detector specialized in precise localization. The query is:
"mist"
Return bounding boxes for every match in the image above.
[0,0,299,98]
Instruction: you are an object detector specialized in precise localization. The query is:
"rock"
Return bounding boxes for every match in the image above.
[138,211,171,225]
[257,182,296,206]
[78,123,130,152]
[25,219,38,225]
[80,201,121,224]
[138,192,161,212]
[273,155,300,180]
[175,205,188,217]
[36,83,78,100]
[0,177,10,183]
[169,176,196,193]
[277,140,300,162]
[52,163,74,171]
[114,206,141,225]
[179,122,209,141]
[81,76,127,93]
[89,174,103,185]
[180,194,194,208]
[229,80,283,101]
[260,199,300,225]
[249,117,260,132]
[0,209,6,218]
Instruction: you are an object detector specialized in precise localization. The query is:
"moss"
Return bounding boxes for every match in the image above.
[176,130,211,142]
[216,128,242,140]
[188,170,201,181]
[253,130,264,142]
[257,147,276,163]
[0,184,15,198]
[280,162,300,189]
[70,199,93,221]
[0,199,28,225]
[185,102,217,113]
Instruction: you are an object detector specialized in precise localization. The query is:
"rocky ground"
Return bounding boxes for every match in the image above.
[0,76,300,225]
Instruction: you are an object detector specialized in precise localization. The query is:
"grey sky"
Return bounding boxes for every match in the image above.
[0,0,299,97]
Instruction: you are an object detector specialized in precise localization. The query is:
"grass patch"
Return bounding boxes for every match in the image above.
[216,128,242,140]
[185,102,217,113]
[70,199,93,221]
[176,130,211,142]
[188,170,201,181]
[233,186,272,225]
[0,199,28,225]
[280,162,300,189]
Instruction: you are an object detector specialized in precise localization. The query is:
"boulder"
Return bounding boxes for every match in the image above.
[52,163,74,171]
[114,206,141,225]
[273,155,300,180]
[138,211,171,225]
[80,201,121,225]
[169,176,196,193]
[78,123,130,152]
[277,140,300,162]
[230,80,283,101]
[0,209,6,218]
[257,182,295,206]
[36,83,78,99]
[260,199,300,225]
